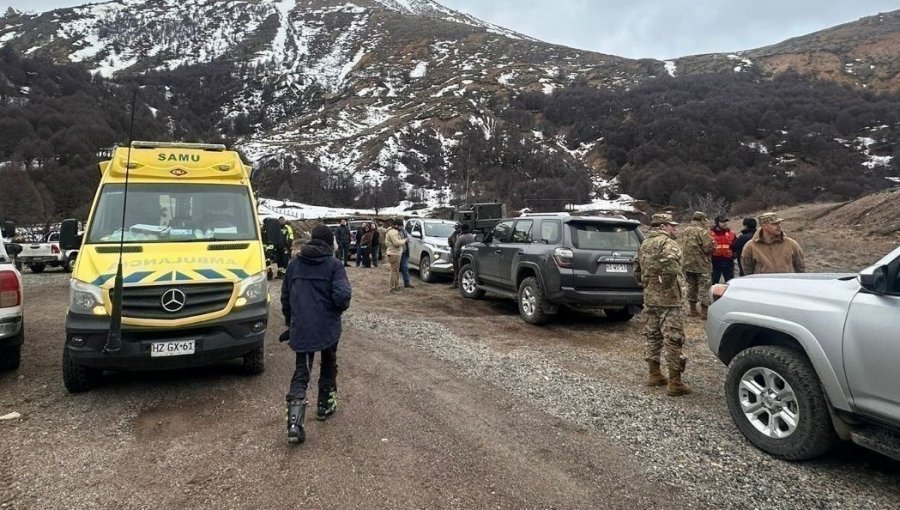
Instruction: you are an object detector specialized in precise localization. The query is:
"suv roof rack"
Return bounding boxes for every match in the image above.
[519,212,572,217]
[131,141,227,151]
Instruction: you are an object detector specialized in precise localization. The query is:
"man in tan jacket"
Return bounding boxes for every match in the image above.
[384,218,407,292]
[741,212,806,275]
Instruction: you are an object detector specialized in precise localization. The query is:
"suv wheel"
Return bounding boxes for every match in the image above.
[62,348,103,393]
[603,307,634,322]
[725,346,836,460]
[0,345,21,371]
[419,255,436,283]
[518,277,551,325]
[458,264,485,299]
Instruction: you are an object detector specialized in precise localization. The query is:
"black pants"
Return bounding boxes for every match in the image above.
[286,344,338,402]
[712,261,735,283]
[338,243,351,264]
[276,246,290,270]
[371,244,380,266]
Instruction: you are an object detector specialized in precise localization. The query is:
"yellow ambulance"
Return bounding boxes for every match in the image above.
[60,141,268,392]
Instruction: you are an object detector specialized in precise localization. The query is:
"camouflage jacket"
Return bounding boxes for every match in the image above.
[635,229,684,307]
[679,220,714,273]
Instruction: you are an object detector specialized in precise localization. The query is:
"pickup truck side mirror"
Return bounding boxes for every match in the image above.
[859,264,889,294]
[411,231,422,239]
[4,243,21,256]
[2,221,14,238]
[60,219,81,250]
[474,232,485,242]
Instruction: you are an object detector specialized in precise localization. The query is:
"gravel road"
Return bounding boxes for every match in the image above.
[1,263,899,509]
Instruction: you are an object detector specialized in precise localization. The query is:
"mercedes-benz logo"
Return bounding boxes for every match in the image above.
[161,288,186,313]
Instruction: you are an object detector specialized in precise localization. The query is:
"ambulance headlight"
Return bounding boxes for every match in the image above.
[237,272,267,306]
[70,280,104,314]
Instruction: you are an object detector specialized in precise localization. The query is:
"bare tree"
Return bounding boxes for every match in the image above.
[686,192,729,218]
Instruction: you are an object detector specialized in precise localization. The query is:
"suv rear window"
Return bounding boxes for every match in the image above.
[569,223,642,250]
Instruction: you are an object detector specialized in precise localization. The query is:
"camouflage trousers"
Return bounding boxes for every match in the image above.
[684,271,711,306]
[642,306,687,373]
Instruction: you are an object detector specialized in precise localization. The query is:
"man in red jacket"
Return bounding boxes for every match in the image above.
[710,216,737,283]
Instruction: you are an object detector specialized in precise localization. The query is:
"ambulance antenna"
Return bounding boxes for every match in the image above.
[105,87,139,353]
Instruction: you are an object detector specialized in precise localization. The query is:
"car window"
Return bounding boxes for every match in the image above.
[539,220,561,244]
[424,222,455,238]
[569,223,642,250]
[405,222,413,234]
[489,221,514,243]
[511,220,534,244]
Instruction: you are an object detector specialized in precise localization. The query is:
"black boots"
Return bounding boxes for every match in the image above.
[316,388,337,421]
[287,399,307,444]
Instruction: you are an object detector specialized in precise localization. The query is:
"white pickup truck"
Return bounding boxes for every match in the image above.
[18,231,79,273]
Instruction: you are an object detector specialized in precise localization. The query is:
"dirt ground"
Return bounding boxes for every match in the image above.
[1,205,899,509]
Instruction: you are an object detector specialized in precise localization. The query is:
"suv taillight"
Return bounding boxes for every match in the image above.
[553,247,574,268]
[0,271,20,308]
[51,244,61,254]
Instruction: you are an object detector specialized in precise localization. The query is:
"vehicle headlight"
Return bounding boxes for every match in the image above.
[237,271,268,306]
[70,280,104,314]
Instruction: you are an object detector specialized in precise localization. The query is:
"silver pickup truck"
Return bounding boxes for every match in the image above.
[706,246,900,461]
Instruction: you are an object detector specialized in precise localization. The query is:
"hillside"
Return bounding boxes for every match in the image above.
[0,1,898,224]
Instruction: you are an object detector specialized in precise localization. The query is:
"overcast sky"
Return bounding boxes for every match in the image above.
[2,0,898,59]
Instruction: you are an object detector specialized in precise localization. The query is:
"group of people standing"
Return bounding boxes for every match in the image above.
[635,210,806,398]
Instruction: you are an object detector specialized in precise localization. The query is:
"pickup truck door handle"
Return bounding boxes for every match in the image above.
[494,249,503,254]
[516,249,524,255]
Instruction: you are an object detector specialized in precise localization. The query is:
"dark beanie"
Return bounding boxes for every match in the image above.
[311,224,334,246]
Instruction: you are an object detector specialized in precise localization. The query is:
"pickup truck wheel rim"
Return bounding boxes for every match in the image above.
[421,258,430,280]
[521,286,536,316]
[461,270,476,293]
[739,367,799,439]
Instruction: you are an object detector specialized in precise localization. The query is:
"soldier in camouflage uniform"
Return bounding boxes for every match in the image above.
[679,211,715,319]
[634,213,692,397]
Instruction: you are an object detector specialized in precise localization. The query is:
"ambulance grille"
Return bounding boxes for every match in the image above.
[112,283,234,320]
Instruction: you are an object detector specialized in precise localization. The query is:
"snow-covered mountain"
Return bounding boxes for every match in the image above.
[1,2,897,211]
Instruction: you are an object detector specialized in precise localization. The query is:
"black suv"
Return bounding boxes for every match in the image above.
[458,213,644,324]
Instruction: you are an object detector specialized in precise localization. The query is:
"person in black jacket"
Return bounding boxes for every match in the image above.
[731,217,758,277]
[370,222,381,267]
[281,224,352,444]
[335,219,352,267]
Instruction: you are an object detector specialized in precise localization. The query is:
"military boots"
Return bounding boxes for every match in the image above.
[316,388,337,421]
[667,360,693,397]
[286,399,307,444]
[646,361,668,387]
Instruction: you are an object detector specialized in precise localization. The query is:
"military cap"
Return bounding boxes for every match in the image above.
[757,212,784,225]
[650,213,679,226]
[692,211,707,221]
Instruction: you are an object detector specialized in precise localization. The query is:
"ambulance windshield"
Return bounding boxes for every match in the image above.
[87,183,257,243]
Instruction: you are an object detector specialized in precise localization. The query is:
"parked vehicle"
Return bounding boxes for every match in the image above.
[404,218,456,283]
[458,212,644,324]
[706,245,900,461]
[0,231,24,372]
[18,230,80,273]
[60,141,268,393]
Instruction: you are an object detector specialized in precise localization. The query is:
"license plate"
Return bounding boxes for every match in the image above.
[150,340,196,357]
[606,264,628,273]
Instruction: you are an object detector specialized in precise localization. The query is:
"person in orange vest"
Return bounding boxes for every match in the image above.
[710,215,737,283]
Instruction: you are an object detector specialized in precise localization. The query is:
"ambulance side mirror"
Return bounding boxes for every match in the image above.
[60,219,81,250]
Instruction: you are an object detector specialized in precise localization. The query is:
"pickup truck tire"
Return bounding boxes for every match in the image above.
[419,255,436,283]
[458,264,485,299]
[725,346,836,460]
[64,253,76,273]
[0,345,21,371]
[62,348,102,393]
[240,344,266,375]
[518,277,551,325]
[603,307,634,322]
[28,264,45,274]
